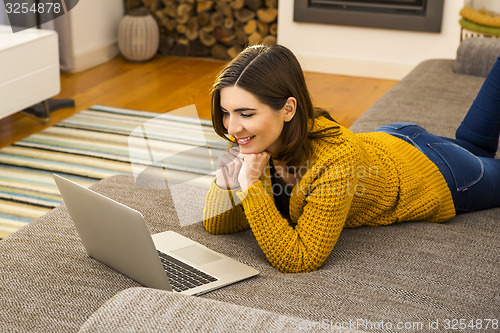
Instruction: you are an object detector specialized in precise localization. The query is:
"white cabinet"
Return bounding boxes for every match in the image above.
[0,25,60,119]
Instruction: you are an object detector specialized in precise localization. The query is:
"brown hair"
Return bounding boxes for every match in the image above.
[211,44,339,167]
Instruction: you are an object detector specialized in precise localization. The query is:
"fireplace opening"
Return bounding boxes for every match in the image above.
[294,0,444,33]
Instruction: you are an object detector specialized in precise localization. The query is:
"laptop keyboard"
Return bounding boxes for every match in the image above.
[157,250,218,292]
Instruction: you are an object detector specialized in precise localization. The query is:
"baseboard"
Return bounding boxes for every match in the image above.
[65,42,120,73]
[298,54,416,80]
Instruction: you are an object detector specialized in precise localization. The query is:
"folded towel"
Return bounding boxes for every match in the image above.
[459,18,500,37]
[460,6,500,28]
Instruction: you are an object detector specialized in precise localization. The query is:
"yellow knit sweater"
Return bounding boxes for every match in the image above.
[203,117,455,273]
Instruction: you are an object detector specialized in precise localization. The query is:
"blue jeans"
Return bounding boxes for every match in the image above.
[374,57,500,214]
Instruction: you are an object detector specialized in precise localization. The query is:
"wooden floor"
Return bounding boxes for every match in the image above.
[0,55,398,149]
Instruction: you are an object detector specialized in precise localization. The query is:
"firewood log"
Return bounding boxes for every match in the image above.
[234,22,248,44]
[235,8,256,23]
[230,0,245,10]
[228,45,243,58]
[214,27,236,46]
[199,29,217,47]
[155,9,165,21]
[265,0,278,9]
[176,24,187,35]
[211,11,225,27]
[247,31,262,45]
[224,17,235,29]
[269,22,278,35]
[185,29,199,41]
[163,2,177,18]
[126,0,143,10]
[143,0,160,12]
[163,17,176,31]
[257,7,277,23]
[211,43,230,60]
[217,1,233,17]
[202,22,216,32]
[186,17,199,41]
[197,12,211,26]
[257,21,268,36]
[244,19,257,35]
[197,1,214,13]
[245,0,263,11]
[177,3,193,24]
[261,35,276,45]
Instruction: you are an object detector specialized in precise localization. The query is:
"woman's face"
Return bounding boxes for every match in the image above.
[220,86,295,156]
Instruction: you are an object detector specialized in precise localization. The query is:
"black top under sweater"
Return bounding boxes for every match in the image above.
[269,159,294,223]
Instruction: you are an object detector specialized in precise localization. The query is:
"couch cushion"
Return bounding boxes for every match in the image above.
[78,287,366,333]
[454,37,500,77]
[350,58,499,157]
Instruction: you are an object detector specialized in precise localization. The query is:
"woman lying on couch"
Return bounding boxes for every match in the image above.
[203,44,500,273]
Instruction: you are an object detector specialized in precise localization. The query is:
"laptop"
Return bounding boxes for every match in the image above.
[53,174,259,296]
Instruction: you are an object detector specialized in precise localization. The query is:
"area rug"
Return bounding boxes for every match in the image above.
[0,105,226,239]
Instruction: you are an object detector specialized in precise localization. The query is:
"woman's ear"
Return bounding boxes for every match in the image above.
[283,97,297,122]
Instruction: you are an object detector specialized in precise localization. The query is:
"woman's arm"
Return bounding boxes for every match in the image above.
[203,146,250,234]
[203,179,250,234]
[236,167,357,273]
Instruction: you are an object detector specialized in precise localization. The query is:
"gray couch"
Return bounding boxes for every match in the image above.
[1,38,499,333]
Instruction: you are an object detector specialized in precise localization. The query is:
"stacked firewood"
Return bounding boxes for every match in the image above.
[125,0,278,60]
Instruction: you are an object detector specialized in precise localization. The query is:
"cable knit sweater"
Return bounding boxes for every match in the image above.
[203,117,455,273]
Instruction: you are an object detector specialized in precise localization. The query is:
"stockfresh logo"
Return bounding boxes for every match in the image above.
[2,0,79,32]
[127,105,229,227]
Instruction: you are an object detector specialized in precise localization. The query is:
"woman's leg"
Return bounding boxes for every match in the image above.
[374,123,500,213]
[455,57,500,158]
[445,154,500,213]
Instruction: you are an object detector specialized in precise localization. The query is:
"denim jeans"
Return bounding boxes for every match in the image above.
[374,57,500,214]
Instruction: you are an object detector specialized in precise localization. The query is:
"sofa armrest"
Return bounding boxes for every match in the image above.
[454,37,500,77]
[78,288,367,333]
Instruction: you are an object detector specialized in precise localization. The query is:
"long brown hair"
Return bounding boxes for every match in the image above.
[211,44,339,167]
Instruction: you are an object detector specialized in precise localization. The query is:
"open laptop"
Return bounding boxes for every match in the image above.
[53,174,259,296]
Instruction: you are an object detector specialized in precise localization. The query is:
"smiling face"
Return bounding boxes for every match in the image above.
[220,86,295,156]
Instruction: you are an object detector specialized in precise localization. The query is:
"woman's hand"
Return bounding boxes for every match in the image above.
[215,147,243,189]
[238,152,271,191]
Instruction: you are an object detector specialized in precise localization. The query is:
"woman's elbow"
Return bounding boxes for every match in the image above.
[272,257,325,274]
[203,219,221,235]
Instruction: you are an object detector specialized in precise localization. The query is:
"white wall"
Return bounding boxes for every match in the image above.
[467,0,500,12]
[66,0,124,72]
[278,1,465,79]
[0,0,123,72]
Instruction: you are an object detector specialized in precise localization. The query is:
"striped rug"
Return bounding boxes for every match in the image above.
[0,105,227,239]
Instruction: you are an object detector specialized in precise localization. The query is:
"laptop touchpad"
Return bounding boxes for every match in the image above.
[170,245,223,266]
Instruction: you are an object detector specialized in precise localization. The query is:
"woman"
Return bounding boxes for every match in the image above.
[203,44,500,273]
